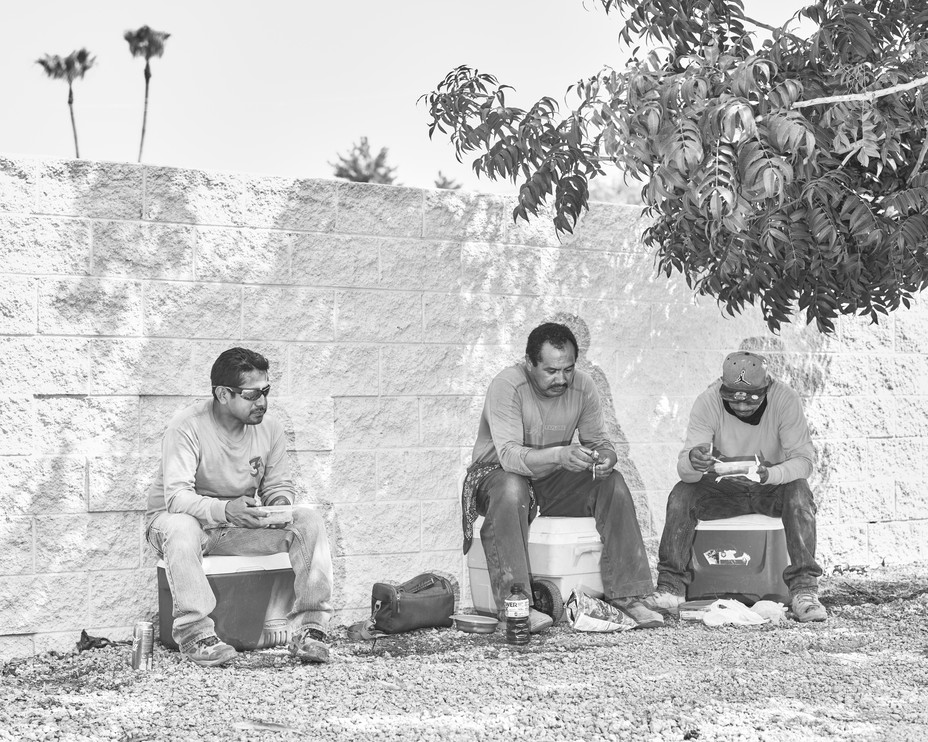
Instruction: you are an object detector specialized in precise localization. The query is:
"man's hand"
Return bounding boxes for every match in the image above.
[558,444,598,472]
[688,443,714,473]
[591,449,617,479]
[224,496,269,528]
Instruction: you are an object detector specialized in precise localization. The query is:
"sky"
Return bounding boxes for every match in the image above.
[1,0,812,195]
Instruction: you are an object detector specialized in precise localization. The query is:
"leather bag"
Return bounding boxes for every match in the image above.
[370,572,455,634]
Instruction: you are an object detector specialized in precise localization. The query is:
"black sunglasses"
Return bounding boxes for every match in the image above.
[217,384,271,402]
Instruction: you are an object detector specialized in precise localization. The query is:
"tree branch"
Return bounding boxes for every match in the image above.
[793,74,928,109]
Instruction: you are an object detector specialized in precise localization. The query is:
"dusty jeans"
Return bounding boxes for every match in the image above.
[475,467,654,609]
[147,507,333,652]
[656,477,822,597]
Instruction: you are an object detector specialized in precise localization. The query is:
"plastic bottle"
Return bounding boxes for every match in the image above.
[505,583,530,645]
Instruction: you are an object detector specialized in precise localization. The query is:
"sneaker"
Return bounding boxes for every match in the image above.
[182,635,237,667]
[791,591,827,622]
[609,597,665,628]
[289,626,331,663]
[641,590,686,617]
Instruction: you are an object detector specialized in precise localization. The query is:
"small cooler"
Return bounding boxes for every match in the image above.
[687,514,790,604]
[157,552,295,651]
[467,516,603,617]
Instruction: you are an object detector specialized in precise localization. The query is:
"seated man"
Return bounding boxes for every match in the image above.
[645,351,826,622]
[462,322,661,632]
[146,347,334,666]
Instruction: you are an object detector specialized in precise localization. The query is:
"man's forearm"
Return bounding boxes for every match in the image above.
[522,447,565,478]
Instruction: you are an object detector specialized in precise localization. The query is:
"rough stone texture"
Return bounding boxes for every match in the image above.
[2,157,927,655]
[92,221,195,280]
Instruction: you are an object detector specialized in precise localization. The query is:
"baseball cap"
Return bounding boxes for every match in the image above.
[719,351,769,402]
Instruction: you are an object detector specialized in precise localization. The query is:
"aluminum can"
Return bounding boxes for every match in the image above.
[131,621,154,671]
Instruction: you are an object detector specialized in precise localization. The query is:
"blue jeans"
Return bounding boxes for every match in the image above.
[475,468,654,608]
[656,478,822,597]
[147,508,333,652]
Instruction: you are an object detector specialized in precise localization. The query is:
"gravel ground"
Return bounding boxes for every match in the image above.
[3,564,928,742]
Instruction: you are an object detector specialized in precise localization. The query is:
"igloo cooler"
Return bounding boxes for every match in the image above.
[157,552,295,651]
[467,516,604,616]
[687,514,790,605]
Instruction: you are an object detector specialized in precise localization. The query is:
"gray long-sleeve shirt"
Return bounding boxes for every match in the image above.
[471,364,614,478]
[145,399,295,526]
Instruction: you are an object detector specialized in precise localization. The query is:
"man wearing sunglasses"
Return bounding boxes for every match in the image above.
[145,347,334,666]
[644,351,825,623]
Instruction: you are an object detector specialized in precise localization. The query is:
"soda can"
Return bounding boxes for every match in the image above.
[131,621,154,671]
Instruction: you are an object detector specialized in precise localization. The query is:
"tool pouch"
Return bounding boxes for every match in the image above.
[370,573,455,634]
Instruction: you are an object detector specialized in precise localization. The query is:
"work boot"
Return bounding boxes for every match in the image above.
[182,635,237,668]
[791,590,827,622]
[642,590,686,617]
[609,597,665,628]
[289,626,331,663]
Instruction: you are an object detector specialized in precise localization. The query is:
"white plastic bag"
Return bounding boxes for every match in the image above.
[702,599,768,627]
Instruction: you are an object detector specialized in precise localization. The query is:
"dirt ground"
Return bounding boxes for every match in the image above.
[2,563,928,742]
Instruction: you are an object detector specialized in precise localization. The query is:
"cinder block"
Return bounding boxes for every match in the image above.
[333,397,419,449]
[89,338,196,396]
[574,300,652,350]
[288,344,380,397]
[196,226,292,283]
[335,290,421,342]
[379,238,462,292]
[461,345,524,396]
[421,500,460,551]
[559,203,646,251]
[805,396,893,440]
[0,574,89,633]
[0,516,34,575]
[275,398,335,451]
[895,480,928,520]
[333,502,421,556]
[144,282,241,338]
[0,157,34,212]
[890,354,928,397]
[36,396,139,455]
[0,397,34,455]
[840,313,894,352]
[0,337,89,395]
[500,198,560,248]
[816,523,869,565]
[422,189,508,243]
[145,167,337,230]
[331,550,463,612]
[0,275,36,335]
[335,182,423,237]
[31,160,143,219]
[0,456,86,515]
[0,215,91,274]
[242,286,335,342]
[0,635,34,661]
[291,451,377,504]
[868,521,928,564]
[38,278,143,336]
[815,440,872,482]
[419,396,484,448]
[381,345,465,395]
[190,340,288,394]
[140,396,198,454]
[291,233,380,288]
[88,455,159,511]
[838,480,894,522]
[35,512,141,572]
[376,449,462,501]
[867,438,928,479]
[92,221,195,279]
[892,397,928,438]
[88,569,158,628]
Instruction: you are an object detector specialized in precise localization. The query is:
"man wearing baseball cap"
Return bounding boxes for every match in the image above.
[644,351,826,622]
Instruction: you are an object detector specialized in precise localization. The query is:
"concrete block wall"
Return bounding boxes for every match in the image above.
[1,155,927,658]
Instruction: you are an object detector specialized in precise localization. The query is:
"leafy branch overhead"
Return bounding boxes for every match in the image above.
[422,0,928,333]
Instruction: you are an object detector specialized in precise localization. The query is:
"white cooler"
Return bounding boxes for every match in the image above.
[467,516,604,615]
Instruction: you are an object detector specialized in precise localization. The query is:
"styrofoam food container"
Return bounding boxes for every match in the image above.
[252,505,294,525]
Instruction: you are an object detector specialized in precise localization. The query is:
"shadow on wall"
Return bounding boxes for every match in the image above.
[550,312,645,494]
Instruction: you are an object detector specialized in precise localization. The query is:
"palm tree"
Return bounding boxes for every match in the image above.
[124,25,171,162]
[434,171,462,190]
[36,49,95,158]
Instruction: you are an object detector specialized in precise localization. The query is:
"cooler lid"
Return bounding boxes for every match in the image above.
[156,552,292,574]
[695,514,784,531]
